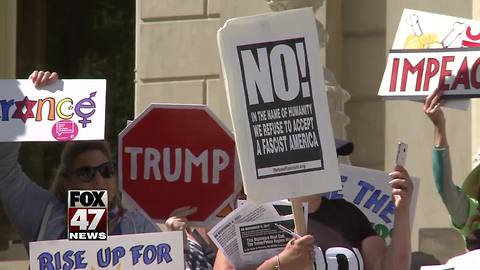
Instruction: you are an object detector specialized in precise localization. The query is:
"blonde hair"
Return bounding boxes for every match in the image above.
[49,141,123,210]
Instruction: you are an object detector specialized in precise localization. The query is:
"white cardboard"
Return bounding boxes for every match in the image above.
[421,250,480,270]
[0,79,106,141]
[29,232,184,270]
[218,8,341,203]
[379,9,480,99]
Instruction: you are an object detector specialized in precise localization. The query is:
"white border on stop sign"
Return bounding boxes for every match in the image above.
[218,8,341,203]
[117,103,243,228]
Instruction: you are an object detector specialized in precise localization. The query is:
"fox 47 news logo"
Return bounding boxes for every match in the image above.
[68,190,108,240]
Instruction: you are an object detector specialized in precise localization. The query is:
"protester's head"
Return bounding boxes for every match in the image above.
[50,141,122,209]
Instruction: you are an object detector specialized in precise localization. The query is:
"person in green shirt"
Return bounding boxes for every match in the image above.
[423,88,480,250]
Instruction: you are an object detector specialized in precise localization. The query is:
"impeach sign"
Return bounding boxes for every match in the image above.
[379,9,480,99]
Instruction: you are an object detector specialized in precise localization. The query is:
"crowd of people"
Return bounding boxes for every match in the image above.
[0,70,479,270]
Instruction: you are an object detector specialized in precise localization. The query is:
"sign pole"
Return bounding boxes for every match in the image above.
[290,197,314,270]
[290,198,307,235]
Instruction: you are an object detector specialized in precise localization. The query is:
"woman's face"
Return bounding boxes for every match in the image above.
[63,150,117,205]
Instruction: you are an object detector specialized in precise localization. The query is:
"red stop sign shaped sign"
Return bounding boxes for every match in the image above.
[119,104,238,227]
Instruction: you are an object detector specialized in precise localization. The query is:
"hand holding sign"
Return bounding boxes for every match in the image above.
[276,235,315,270]
[423,88,446,127]
[166,206,198,247]
[29,70,59,88]
[165,206,198,232]
[423,88,448,147]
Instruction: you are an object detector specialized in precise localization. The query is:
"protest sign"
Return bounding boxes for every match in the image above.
[118,104,241,228]
[0,79,106,141]
[324,164,419,243]
[237,219,294,253]
[421,250,480,270]
[236,217,295,267]
[218,7,341,204]
[208,202,293,269]
[29,231,184,270]
[379,9,480,99]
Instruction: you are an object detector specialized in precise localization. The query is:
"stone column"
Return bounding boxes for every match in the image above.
[472,1,480,171]
[267,0,351,164]
[0,0,16,78]
[0,0,18,258]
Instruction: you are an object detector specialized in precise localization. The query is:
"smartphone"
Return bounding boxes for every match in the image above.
[395,142,408,167]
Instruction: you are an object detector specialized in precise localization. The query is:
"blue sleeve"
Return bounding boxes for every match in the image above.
[0,142,56,244]
[121,209,160,234]
[139,211,161,233]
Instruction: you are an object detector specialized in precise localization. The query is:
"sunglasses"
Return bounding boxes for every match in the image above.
[71,161,115,182]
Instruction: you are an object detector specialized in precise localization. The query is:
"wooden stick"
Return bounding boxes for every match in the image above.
[290,197,314,270]
[290,198,307,235]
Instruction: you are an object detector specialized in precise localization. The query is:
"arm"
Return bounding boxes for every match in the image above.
[213,250,236,270]
[362,166,412,270]
[432,147,471,227]
[0,72,62,243]
[0,143,53,243]
[424,88,470,227]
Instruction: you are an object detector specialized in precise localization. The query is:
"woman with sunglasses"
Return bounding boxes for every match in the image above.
[0,71,158,248]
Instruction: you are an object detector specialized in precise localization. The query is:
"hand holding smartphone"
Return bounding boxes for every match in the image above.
[395,142,408,167]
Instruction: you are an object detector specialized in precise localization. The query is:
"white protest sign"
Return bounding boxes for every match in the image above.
[208,203,279,269]
[379,9,480,99]
[324,164,419,244]
[421,250,480,270]
[29,232,184,270]
[218,7,341,203]
[235,216,295,267]
[0,79,106,141]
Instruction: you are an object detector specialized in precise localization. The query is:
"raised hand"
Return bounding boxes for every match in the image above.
[423,88,448,147]
[423,88,445,128]
[29,70,59,88]
[389,166,413,212]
